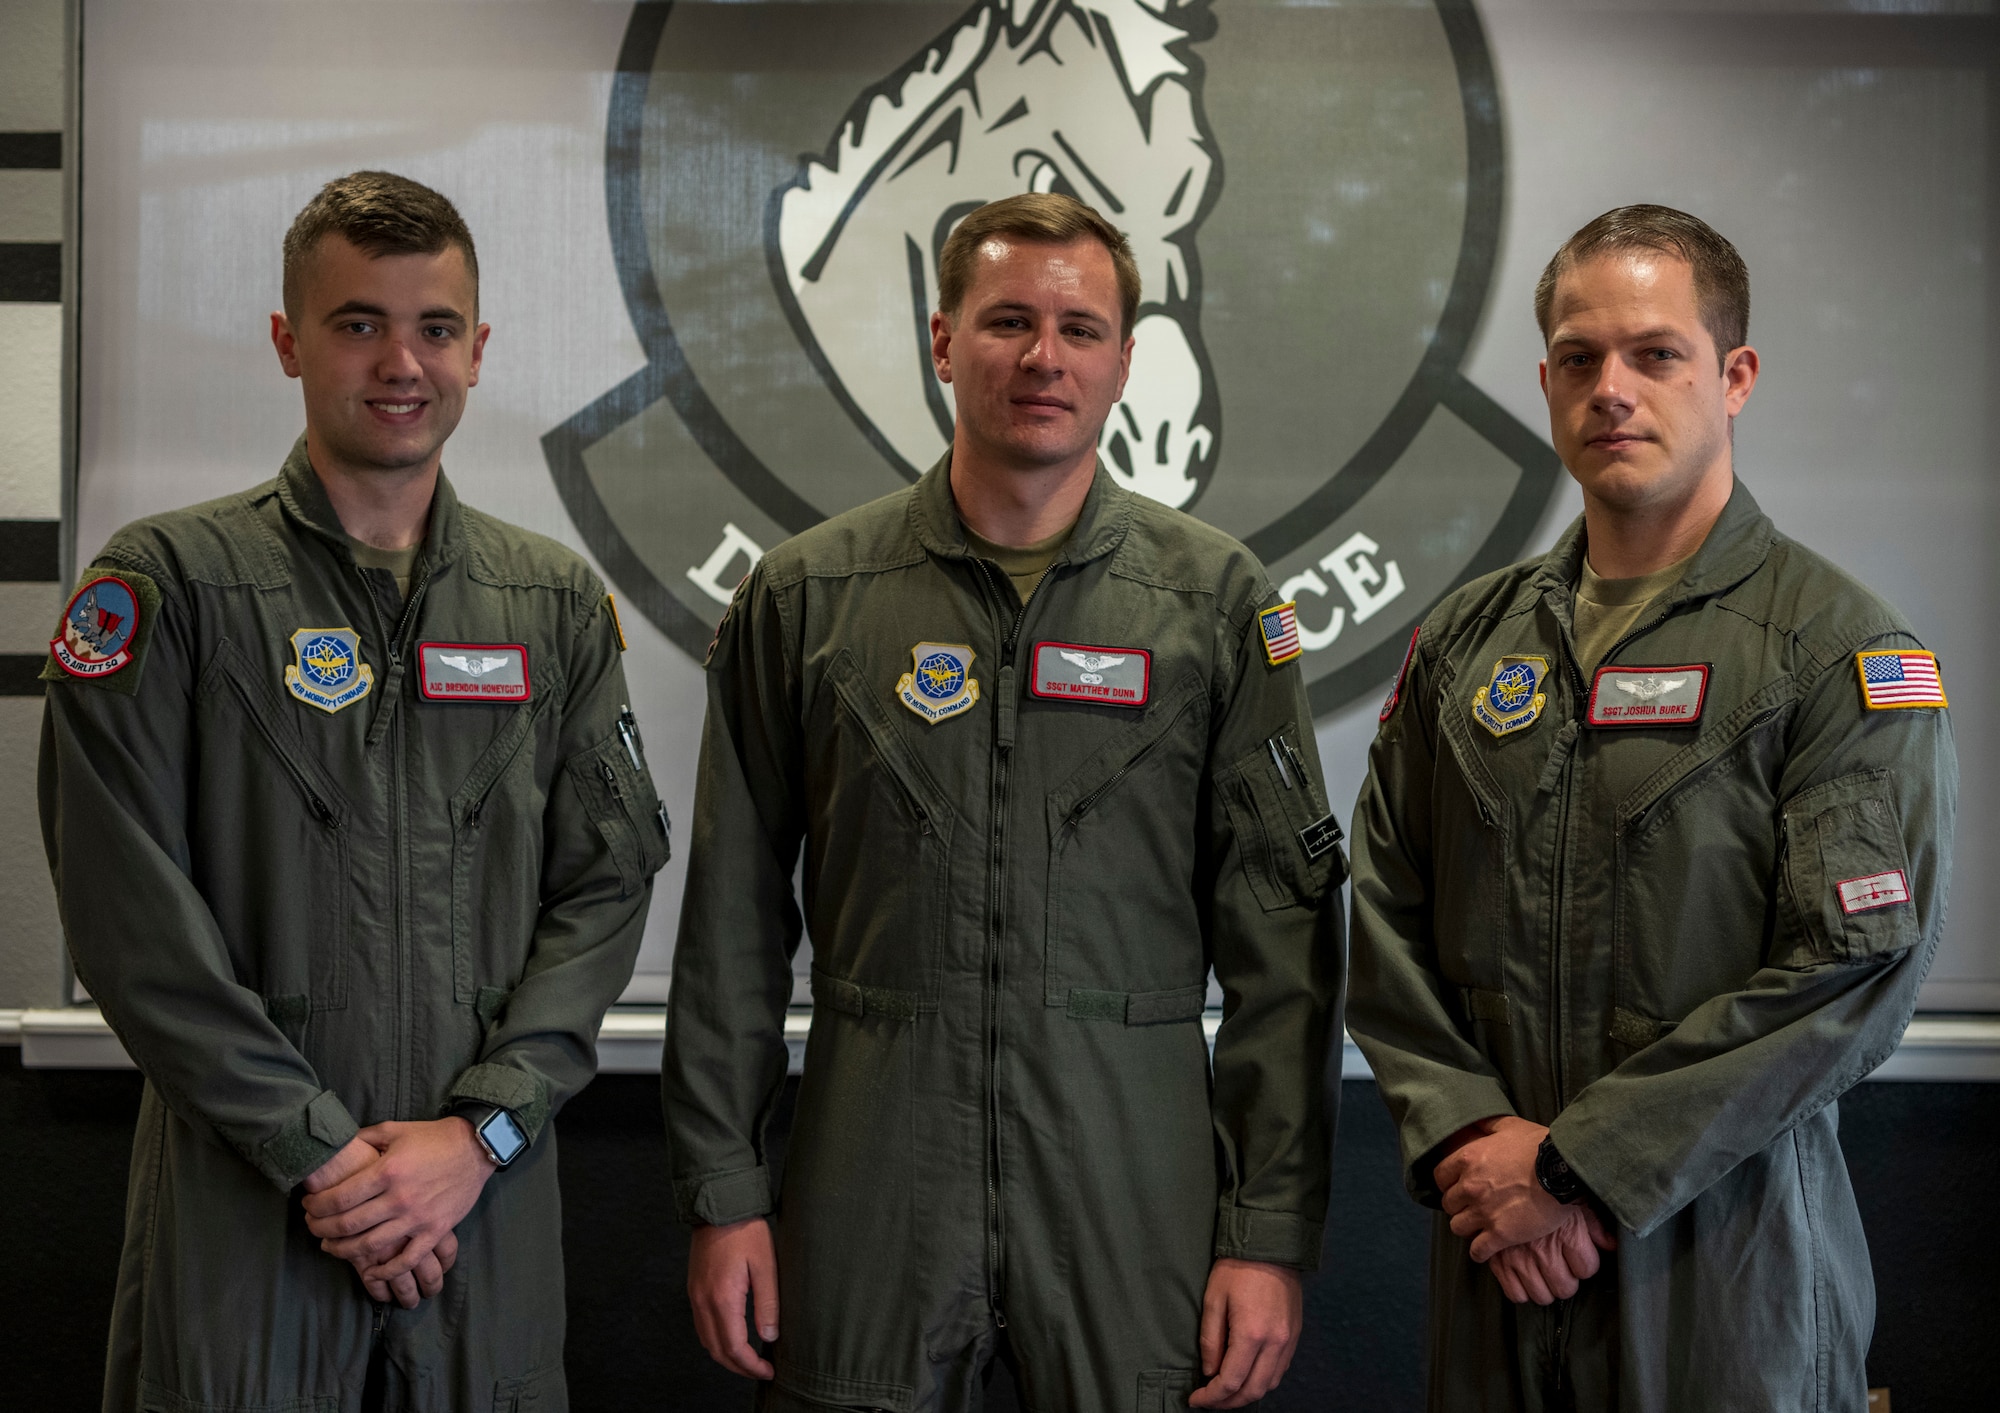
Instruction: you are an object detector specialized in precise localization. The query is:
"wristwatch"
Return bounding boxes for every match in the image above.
[1535,1135,1590,1206]
[459,1104,528,1168]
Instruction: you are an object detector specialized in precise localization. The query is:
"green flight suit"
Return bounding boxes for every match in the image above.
[38,438,668,1413]
[663,457,1344,1413]
[1348,481,1957,1412]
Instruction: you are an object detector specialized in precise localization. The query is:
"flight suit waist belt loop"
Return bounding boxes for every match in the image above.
[1064,984,1208,1025]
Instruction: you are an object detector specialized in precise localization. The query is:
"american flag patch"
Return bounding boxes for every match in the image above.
[1260,601,1304,667]
[1856,650,1947,710]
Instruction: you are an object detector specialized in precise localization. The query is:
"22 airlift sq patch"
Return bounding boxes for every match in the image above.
[1472,655,1549,738]
[43,570,162,695]
[896,642,979,724]
[284,628,375,714]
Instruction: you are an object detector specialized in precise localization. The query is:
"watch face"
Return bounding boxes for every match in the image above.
[481,1109,529,1166]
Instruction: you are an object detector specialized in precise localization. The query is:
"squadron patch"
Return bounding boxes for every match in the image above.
[1586,664,1710,728]
[1259,601,1304,667]
[896,642,980,724]
[418,642,530,703]
[1472,656,1549,738]
[284,628,375,714]
[49,575,143,680]
[1380,626,1420,722]
[1029,641,1150,707]
[1856,650,1947,710]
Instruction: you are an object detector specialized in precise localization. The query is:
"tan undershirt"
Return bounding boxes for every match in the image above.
[349,539,423,602]
[963,521,1076,605]
[1572,551,1694,674]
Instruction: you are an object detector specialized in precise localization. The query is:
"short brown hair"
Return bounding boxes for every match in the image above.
[282,171,479,317]
[937,193,1141,335]
[1534,204,1749,366]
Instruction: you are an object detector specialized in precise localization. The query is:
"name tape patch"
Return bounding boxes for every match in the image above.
[1857,650,1947,710]
[419,642,531,702]
[1030,641,1150,707]
[1837,869,1911,915]
[1586,664,1710,728]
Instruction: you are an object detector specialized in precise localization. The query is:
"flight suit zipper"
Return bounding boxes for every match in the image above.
[355,558,432,1119]
[972,555,1051,1331]
[1547,629,1588,1110]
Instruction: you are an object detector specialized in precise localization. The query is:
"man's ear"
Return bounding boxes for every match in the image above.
[1722,344,1759,417]
[272,311,303,379]
[930,309,954,384]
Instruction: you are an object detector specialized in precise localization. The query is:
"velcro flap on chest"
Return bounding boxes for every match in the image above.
[419,641,530,702]
[1586,663,1709,727]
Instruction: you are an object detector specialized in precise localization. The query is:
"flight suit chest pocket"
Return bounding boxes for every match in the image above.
[451,694,557,1003]
[1217,739,1344,913]
[1781,768,1918,963]
[813,650,954,1006]
[195,640,352,1013]
[567,724,671,900]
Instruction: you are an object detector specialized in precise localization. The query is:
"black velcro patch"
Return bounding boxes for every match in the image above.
[1298,812,1343,860]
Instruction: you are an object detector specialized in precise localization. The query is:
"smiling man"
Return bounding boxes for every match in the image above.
[40,172,667,1411]
[1347,205,1957,1410]
[664,193,1343,1411]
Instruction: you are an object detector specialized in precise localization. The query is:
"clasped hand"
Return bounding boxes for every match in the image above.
[300,1118,496,1309]
[1435,1116,1616,1306]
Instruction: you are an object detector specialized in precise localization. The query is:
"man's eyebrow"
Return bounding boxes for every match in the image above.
[321,301,468,324]
[324,300,389,322]
[984,299,1111,324]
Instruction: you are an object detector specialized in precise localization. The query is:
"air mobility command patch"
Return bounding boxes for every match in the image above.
[896,642,979,724]
[285,628,375,714]
[1259,601,1304,667]
[43,569,162,694]
[1472,655,1548,737]
[1857,649,1947,710]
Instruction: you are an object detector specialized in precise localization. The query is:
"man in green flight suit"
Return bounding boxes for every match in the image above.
[663,194,1345,1411]
[1348,204,1957,1411]
[40,172,668,1411]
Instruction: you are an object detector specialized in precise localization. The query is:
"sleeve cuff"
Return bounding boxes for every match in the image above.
[257,1088,359,1191]
[446,1063,551,1144]
[1213,1199,1324,1272]
[673,1165,773,1227]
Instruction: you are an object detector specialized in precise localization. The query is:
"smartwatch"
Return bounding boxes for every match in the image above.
[1535,1135,1590,1206]
[462,1105,528,1168]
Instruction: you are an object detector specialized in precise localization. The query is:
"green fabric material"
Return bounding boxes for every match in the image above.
[1571,549,1694,675]
[1350,479,1957,1409]
[39,432,661,1407]
[663,452,1345,1399]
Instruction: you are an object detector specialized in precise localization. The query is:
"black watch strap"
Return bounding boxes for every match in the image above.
[1535,1135,1591,1206]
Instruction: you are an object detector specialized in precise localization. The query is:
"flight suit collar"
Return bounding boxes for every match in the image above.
[1531,475,1776,622]
[909,449,1133,570]
[274,431,467,574]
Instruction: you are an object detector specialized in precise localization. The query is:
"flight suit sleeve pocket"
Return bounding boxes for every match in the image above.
[1218,745,1342,912]
[1781,768,1918,964]
[567,731,671,898]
